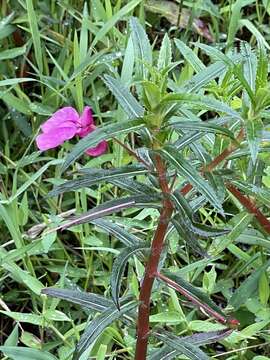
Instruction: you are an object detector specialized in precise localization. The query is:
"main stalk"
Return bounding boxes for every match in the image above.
[134,155,173,360]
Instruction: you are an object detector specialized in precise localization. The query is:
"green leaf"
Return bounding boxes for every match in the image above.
[161,93,241,120]
[174,39,205,73]
[2,262,44,295]
[0,347,57,360]
[91,219,142,247]
[4,325,18,347]
[102,75,145,119]
[169,119,236,140]
[26,0,43,74]
[90,0,143,49]
[3,159,62,204]
[111,245,148,308]
[227,0,255,48]
[62,118,144,171]
[130,17,152,79]
[229,259,270,310]
[245,117,263,164]
[0,12,15,40]
[160,270,227,322]
[153,330,210,360]
[174,61,229,93]
[73,299,137,360]
[0,45,27,61]
[150,329,232,360]
[42,288,112,312]
[158,33,172,70]
[48,164,148,197]
[59,195,161,230]
[256,43,268,91]
[0,78,36,87]
[172,216,208,258]
[158,146,223,213]
[0,311,42,326]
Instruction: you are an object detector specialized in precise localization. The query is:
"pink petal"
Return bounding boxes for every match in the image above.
[85,140,108,157]
[36,126,77,150]
[76,106,94,137]
[41,107,79,133]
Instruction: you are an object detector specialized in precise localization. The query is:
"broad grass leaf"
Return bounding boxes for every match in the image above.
[2,262,43,295]
[0,45,27,60]
[0,347,57,360]
[90,0,143,49]
[227,0,255,48]
[111,244,148,308]
[0,12,15,40]
[26,0,43,74]
[0,78,36,87]
[0,311,43,326]
[229,259,270,310]
[62,118,144,171]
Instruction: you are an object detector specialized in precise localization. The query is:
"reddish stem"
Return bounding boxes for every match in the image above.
[226,184,270,234]
[135,155,174,360]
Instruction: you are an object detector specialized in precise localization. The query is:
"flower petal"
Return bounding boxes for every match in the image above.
[36,126,77,150]
[85,140,108,157]
[41,107,79,133]
[76,106,94,137]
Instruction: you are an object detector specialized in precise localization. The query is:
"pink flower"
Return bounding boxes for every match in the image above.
[36,106,107,157]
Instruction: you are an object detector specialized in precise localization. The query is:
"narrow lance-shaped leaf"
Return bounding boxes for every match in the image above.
[130,17,152,79]
[110,177,155,195]
[73,299,137,360]
[169,119,236,140]
[245,117,263,165]
[159,270,228,323]
[172,216,209,258]
[62,118,144,172]
[174,39,205,73]
[111,245,149,308]
[171,192,230,239]
[58,195,161,231]
[91,218,142,247]
[158,146,223,214]
[150,329,232,360]
[48,164,148,197]
[41,288,112,312]
[158,33,172,70]
[102,75,145,119]
[153,330,210,360]
[160,93,241,120]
